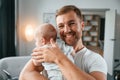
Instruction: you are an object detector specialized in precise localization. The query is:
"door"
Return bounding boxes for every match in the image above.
[104,9,116,76]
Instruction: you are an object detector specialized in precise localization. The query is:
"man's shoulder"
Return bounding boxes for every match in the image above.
[85,48,103,59]
[75,47,103,60]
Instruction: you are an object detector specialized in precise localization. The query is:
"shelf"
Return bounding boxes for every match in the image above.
[82,14,100,47]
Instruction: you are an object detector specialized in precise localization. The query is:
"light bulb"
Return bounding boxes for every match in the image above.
[25,24,34,42]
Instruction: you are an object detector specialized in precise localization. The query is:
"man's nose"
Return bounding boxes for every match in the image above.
[64,25,71,33]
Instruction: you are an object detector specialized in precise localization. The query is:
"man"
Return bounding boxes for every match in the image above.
[19,5,107,80]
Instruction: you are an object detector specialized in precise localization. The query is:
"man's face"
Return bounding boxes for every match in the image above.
[56,11,84,46]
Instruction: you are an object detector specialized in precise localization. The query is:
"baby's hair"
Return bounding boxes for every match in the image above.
[35,23,57,42]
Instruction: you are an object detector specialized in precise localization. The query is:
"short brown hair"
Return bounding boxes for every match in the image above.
[56,5,82,20]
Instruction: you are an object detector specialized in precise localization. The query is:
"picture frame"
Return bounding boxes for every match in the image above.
[43,13,56,28]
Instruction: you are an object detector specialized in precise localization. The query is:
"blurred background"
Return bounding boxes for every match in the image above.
[0,0,120,80]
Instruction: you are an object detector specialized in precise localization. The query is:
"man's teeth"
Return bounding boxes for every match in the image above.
[66,34,73,38]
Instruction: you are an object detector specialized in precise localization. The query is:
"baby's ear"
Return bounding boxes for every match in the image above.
[41,38,46,45]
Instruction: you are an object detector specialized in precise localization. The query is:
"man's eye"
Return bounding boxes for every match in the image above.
[58,25,64,29]
[68,22,75,26]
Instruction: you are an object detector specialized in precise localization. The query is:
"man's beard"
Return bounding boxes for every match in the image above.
[62,33,79,46]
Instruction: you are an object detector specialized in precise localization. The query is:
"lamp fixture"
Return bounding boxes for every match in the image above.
[25,24,34,42]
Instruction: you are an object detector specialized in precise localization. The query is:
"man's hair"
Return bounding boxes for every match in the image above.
[56,5,82,20]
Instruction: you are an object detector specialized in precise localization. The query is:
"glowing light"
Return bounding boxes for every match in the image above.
[25,24,34,42]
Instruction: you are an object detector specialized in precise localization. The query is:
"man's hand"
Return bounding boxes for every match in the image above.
[31,38,65,64]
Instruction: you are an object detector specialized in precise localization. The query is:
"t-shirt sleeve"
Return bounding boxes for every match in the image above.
[88,53,107,75]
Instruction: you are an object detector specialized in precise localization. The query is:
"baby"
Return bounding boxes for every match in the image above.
[33,23,74,80]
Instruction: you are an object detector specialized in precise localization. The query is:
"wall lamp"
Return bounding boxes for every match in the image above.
[25,24,35,42]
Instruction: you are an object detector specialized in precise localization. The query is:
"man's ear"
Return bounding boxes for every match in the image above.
[81,21,84,30]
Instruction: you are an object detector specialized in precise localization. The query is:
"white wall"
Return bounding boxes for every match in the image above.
[16,0,120,59]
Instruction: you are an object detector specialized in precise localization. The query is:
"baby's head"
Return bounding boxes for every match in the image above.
[34,23,57,47]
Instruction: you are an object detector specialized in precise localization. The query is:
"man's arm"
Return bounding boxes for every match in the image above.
[19,59,48,80]
[55,54,106,80]
[32,40,107,80]
[32,48,107,80]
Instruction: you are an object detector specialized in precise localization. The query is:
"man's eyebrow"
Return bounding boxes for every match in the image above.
[68,20,75,23]
[57,23,63,26]
[57,20,75,26]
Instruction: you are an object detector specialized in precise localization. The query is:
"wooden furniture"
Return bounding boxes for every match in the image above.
[86,45,103,57]
[82,15,100,47]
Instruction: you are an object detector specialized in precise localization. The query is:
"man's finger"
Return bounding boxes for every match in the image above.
[36,59,45,63]
[32,55,44,60]
[32,58,45,63]
[33,47,43,52]
[31,52,43,56]
[50,38,57,47]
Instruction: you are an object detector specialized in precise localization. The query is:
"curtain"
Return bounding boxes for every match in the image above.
[0,0,15,59]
